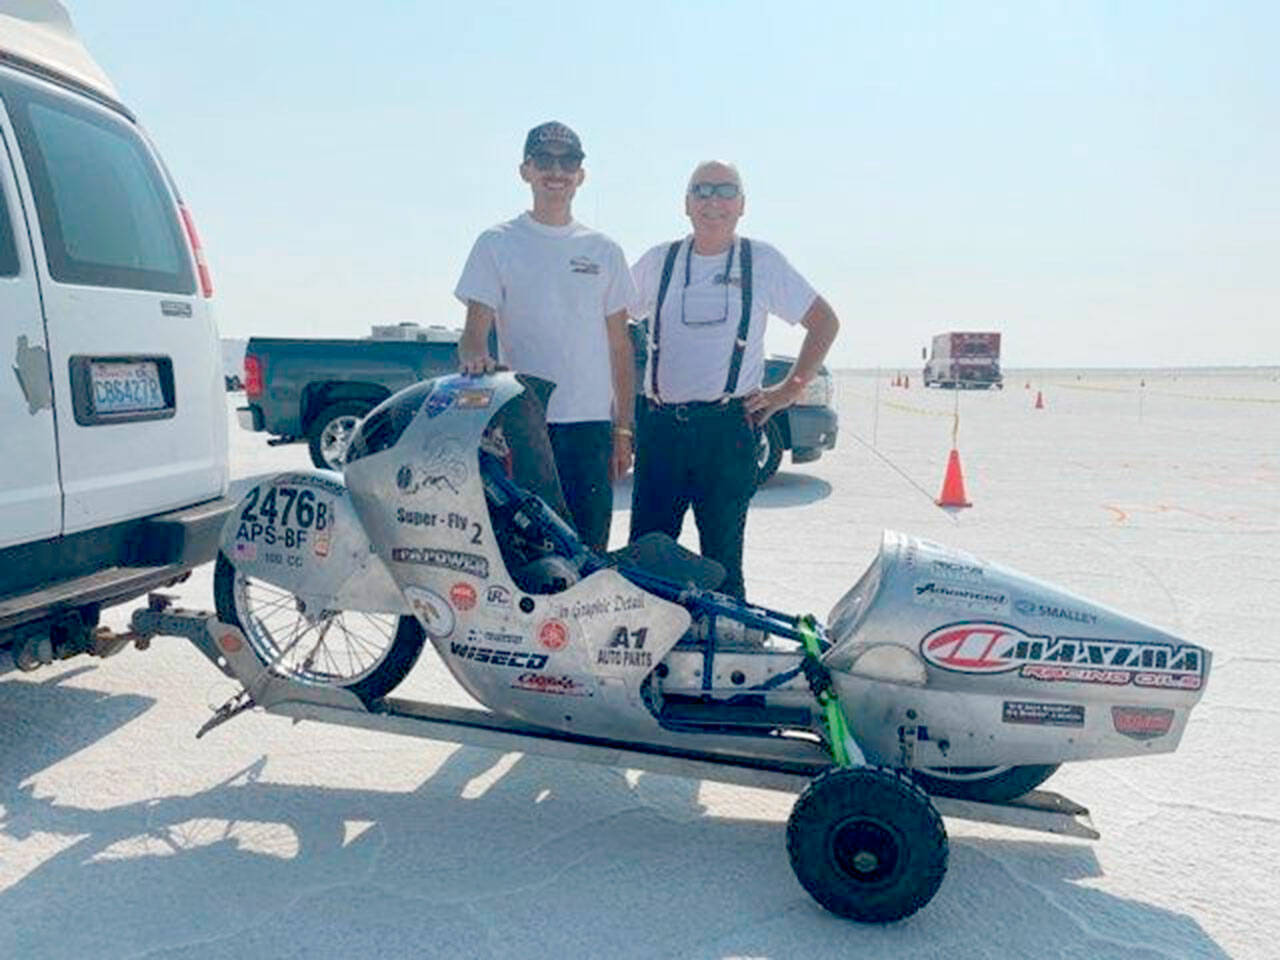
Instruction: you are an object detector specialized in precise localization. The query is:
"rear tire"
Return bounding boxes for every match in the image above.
[913,763,1059,803]
[755,419,784,487]
[787,766,948,923]
[307,400,373,470]
[213,553,426,704]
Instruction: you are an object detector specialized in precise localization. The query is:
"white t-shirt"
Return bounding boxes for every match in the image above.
[630,237,817,404]
[454,213,635,423]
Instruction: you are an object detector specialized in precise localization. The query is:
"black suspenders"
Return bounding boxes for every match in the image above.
[649,237,753,403]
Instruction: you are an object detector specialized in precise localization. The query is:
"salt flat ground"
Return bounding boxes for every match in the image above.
[2,369,1277,959]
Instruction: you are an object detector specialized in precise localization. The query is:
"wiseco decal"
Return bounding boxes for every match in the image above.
[919,622,1205,688]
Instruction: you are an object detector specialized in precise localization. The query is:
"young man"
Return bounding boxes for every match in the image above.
[629,161,839,599]
[455,122,636,551]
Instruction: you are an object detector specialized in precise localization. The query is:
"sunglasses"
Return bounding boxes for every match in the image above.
[689,182,740,199]
[527,151,584,172]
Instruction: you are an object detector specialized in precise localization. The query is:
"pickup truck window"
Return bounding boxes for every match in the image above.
[1,75,193,295]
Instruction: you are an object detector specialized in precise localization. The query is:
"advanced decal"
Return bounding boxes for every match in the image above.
[449,642,547,670]
[1002,700,1085,728]
[1013,598,1099,625]
[391,546,489,578]
[919,622,1204,690]
[404,585,455,638]
[273,473,347,498]
[1111,706,1175,741]
[913,581,1009,615]
[597,626,652,668]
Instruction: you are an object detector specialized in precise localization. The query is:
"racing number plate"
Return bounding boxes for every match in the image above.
[89,360,165,414]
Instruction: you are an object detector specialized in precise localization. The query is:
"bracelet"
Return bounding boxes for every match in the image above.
[613,425,634,437]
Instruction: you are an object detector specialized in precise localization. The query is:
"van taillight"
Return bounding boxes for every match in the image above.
[179,204,214,298]
[244,355,263,396]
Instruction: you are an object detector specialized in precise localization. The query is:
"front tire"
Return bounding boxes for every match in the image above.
[307,400,373,470]
[787,767,948,923]
[913,763,1059,803]
[213,553,426,704]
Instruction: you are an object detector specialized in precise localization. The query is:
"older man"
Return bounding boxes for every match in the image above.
[455,122,636,551]
[628,161,839,599]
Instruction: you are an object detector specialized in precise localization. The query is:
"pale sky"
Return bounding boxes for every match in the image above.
[70,1,1279,369]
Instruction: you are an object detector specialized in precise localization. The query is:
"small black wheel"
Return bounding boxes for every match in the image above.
[913,763,1059,802]
[307,400,373,470]
[213,552,427,704]
[787,766,948,923]
[755,418,784,487]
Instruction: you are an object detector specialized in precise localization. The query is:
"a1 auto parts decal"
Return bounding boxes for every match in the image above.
[919,621,1204,690]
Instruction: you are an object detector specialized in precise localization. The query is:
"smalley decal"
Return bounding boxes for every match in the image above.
[919,621,1204,690]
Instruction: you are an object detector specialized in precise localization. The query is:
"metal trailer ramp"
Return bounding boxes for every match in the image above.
[132,605,1100,841]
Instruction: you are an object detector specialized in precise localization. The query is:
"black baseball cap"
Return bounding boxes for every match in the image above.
[523,121,583,159]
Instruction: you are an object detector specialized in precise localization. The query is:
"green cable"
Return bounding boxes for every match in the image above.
[798,615,857,768]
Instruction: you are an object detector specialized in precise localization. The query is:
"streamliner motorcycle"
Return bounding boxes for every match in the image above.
[181,372,1208,923]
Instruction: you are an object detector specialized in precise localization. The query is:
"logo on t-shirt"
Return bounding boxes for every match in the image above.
[715,271,742,288]
[569,255,601,275]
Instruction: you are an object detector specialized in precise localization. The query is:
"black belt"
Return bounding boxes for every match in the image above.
[645,397,745,422]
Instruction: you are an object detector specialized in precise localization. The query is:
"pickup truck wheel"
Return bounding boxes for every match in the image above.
[308,401,373,470]
[213,553,426,704]
[755,419,784,487]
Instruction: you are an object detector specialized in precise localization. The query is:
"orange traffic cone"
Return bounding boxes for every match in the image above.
[936,448,971,508]
[1034,390,1044,409]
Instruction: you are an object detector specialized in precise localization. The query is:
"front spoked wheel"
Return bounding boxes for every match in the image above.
[212,553,426,704]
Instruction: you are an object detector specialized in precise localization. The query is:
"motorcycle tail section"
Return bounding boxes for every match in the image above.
[220,469,408,615]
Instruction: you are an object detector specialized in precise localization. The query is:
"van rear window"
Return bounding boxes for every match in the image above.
[1,75,194,294]
[0,162,17,277]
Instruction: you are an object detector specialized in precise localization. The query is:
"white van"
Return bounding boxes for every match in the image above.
[0,1,232,667]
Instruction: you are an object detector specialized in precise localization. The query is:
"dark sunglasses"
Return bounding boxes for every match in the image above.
[689,181,740,199]
[527,151,583,172]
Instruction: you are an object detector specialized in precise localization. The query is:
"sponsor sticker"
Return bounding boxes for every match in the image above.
[391,546,489,578]
[555,593,647,621]
[1111,706,1175,740]
[919,622,1205,690]
[469,628,523,647]
[930,559,985,581]
[537,618,570,652]
[455,388,493,409]
[597,625,652,668]
[405,585,456,638]
[396,440,469,496]
[1002,700,1085,727]
[449,581,477,612]
[233,540,257,562]
[1013,598,1099,625]
[511,672,595,697]
[913,580,1009,615]
[485,584,513,608]
[448,641,547,670]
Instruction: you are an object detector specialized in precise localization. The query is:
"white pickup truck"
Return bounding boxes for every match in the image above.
[0,1,234,668]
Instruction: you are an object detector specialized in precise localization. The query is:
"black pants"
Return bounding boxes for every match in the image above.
[629,401,758,599]
[547,420,613,552]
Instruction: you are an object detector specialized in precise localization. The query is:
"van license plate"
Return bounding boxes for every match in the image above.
[90,361,165,414]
